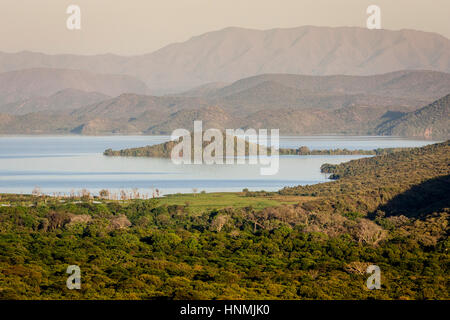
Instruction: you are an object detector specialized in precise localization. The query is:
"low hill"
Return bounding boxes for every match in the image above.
[376,94,450,139]
[281,141,450,218]
[104,133,266,159]
[174,82,230,97]
[105,139,410,159]
[0,68,148,106]
[241,105,409,135]
[208,70,450,101]
[0,89,109,115]
[144,106,236,134]
[71,93,208,120]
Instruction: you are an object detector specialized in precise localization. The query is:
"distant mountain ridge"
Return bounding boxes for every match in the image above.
[0,89,109,115]
[194,70,450,114]
[203,71,450,100]
[0,25,449,139]
[1,26,449,93]
[0,68,148,106]
[0,71,448,139]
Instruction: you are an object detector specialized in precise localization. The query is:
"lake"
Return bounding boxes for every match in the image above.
[0,135,437,196]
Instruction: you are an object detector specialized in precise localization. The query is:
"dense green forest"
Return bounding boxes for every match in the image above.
[0,142,449,300]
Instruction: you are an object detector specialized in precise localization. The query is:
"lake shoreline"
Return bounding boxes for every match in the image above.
[0,135,437,195]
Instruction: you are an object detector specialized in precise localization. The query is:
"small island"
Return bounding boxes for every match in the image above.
[104,137,410,158]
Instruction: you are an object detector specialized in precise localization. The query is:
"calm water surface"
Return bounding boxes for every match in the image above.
[0,135,437,195]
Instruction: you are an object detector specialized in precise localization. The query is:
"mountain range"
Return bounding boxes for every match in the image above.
[0,70,448,138]
[0,26,449,93]
[0,26,449,138]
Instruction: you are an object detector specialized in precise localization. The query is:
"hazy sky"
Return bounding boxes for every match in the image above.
[1,0,449,55]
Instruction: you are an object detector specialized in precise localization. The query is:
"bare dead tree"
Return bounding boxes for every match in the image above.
[32,186,42,197]
[99,189,110,200]
[211,215,229,232]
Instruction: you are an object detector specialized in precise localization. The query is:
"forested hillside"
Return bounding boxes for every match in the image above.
[0,142,448,300]
[282,141,450,218]
[376,94,450,140]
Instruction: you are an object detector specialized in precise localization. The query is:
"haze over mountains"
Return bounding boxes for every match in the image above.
[0,70,448,138]
[179,70,450,113]
[0,26,449,93]
[377,94,450,139]
[0,89,110,115]
[0,26,449,138]
[0,68,147,106]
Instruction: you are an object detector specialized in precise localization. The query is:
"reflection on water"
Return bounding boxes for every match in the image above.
[0,135,437,195]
